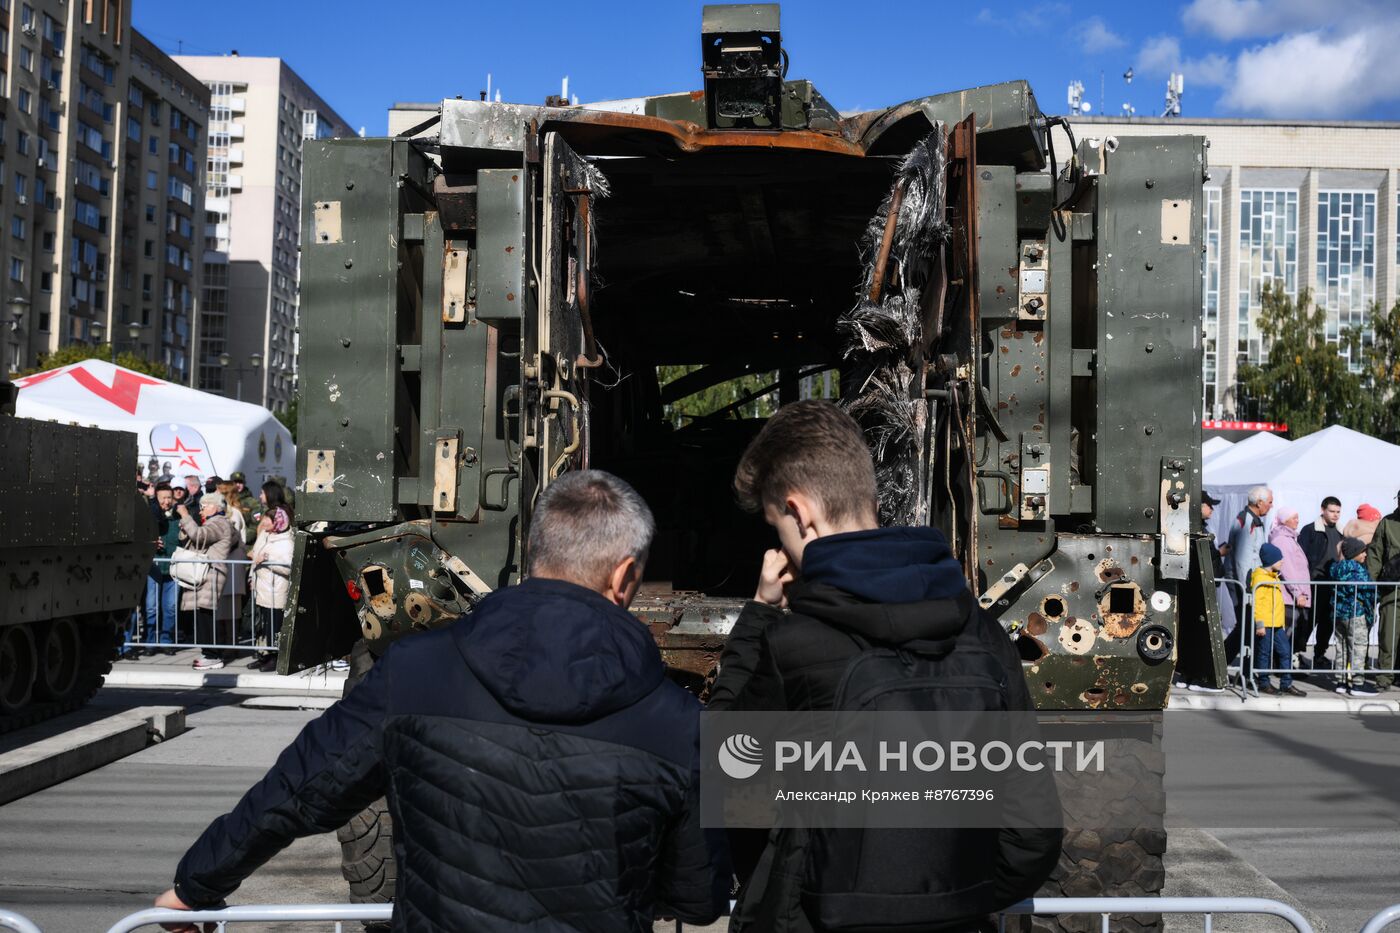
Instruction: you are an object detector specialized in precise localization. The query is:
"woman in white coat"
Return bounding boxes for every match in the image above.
[248,481,294,670]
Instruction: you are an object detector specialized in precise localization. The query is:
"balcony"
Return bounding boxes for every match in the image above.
[227,174,243,191]
[227,147,244,164]
[228,97,246,113]
[226,122,245,140]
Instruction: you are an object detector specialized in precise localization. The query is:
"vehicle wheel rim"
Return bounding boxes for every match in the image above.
[0,625,37,713]
[37,617,81,700]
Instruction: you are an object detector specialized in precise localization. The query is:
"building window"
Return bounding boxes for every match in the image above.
[1236,188,1298,371]
[39,270,51,291]
[16,131,28,155]
[16,88,29,114]
[127,116,141,141]
[148,134,158,155]
[9,257,22,282]
[145,204,155,222]
[18,46,31,72]
[74,198,100,228]
[1316,189,1377,371]
[1202,188,1221,413]
[10,214,23,239]
[146,169,157,190]
[143,239,153,258]
[42,230,53,251]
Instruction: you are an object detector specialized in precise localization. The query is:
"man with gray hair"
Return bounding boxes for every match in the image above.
[154,469,728,931]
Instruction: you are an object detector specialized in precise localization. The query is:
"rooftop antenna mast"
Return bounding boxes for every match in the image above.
[1066,80,1090,115]
[1162,72,1184,117]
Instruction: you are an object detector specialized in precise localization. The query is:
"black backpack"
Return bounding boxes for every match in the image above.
[798,628,1014,932]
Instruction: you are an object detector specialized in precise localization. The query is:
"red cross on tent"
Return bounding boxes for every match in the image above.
[13,363,162,415]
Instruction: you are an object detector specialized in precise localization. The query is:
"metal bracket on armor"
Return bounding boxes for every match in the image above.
[981,562,1030,614]
[443,555,493,596]
[1158,456,1191,580]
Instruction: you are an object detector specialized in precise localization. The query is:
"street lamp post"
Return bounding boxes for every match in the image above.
[219,351,263,402]
[6,296,28,376]
[92,320,146,364]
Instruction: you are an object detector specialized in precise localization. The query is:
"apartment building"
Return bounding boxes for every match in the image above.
[1062,116,1400,420]
[0,0,207,380]
[118,31,207,384]
[173,54,351,411]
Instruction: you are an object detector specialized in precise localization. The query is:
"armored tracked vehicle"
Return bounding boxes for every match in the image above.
[284,4,1223,923]
[0,379,155,732]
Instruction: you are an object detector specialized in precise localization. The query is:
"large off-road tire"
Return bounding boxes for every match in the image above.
[1028,725,1167,933]
[0,611,121,734]
[338,799,397,904]
[337,639,395,925]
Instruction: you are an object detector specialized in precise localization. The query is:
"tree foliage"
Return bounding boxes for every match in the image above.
[1236,284,1367,437]
[18,343,170,380]
[656,365,782,428]
[275,398,299,443]
[1361,296,1400,444]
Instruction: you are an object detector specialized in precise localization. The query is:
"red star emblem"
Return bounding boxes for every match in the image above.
[158,435,205,471]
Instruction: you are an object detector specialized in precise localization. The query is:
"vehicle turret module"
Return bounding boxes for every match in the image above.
[284,4,1221,924]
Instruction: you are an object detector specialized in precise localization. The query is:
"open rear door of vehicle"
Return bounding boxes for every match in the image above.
[518,132,608,553]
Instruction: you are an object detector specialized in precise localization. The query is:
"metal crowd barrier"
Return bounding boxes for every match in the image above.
[104,897,1320,933]
[1238,577,1400,696]
[0,909,40,933]
[999,897,1315,933]
[1362,904,1400,933]
[123,559,293,657]
[105,904,391,932]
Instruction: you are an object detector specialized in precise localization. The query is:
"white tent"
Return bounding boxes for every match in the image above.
[13,359,295,488]
[1201,436,1234,461]
[1200,431,1291,476]
[1205,424,1400,538]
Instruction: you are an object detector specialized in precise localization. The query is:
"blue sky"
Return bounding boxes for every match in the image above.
[134,0,1400,133]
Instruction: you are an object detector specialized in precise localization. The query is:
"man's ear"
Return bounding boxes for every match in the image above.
[784,492,821,541]
[605,556,643,608]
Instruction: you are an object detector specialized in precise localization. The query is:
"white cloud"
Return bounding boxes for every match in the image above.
[1222,28,1400,117]
[1081,16,1126,54]
[1182,0,1268,40]
[1168,0,1400,117]
[1136,36,1232,88]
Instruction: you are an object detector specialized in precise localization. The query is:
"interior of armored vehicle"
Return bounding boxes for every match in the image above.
[581,150,898,598]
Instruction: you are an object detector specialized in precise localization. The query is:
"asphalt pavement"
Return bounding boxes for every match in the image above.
[0,683,1395,933]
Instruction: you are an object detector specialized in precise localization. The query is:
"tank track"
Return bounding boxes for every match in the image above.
[0,613,121,736]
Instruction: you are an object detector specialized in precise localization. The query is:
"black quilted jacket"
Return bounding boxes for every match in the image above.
[173,577,729,931]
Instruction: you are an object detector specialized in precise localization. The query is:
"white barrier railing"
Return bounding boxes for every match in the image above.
[104,896,1318,933]
[1000,897,1315,933]
[105,903,391,933]
[124,559,292,658]
[1219,577,1400,697]
[1361,904,1400,933]
[0,909,40,933]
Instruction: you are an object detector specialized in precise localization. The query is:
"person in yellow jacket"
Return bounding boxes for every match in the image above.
[1251,543,1304,696]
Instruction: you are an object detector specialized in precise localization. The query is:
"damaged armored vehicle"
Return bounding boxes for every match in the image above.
[284,4,1222,925]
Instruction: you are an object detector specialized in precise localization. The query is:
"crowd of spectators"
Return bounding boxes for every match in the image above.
[1203,485,1400,697]
[126,467,296,672]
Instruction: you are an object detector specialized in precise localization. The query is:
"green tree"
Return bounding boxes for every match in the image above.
[1236,284,1366,438]
[1361,297,1400,444]
[275,398,299,443]
[18,342,170,380]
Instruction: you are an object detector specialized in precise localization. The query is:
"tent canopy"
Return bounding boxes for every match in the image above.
[1201,436,1235,461]
[1200,431,1290,475]
[13,359,295,488]
[1205,424,1400,536]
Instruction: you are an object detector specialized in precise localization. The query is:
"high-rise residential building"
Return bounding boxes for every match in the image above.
[119,32,207,384]
[173,54,352,411]
[1061,116,1400,420]
[0,0,208,379]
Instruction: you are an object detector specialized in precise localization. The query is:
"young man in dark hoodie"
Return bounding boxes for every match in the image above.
[710,400,1062,933]
[152,470,728,932]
